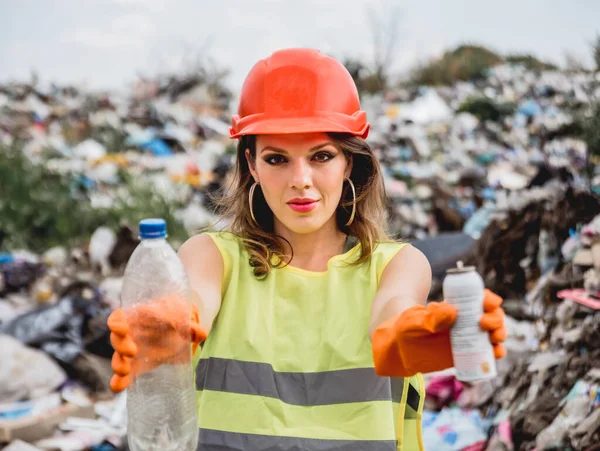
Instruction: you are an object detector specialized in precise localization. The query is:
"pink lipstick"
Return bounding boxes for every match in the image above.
[287,198,318,213]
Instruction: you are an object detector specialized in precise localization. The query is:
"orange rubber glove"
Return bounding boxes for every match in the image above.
[372,289,506,377]
[108,296,207,393]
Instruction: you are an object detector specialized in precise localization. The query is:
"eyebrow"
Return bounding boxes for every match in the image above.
[259,142,335,154]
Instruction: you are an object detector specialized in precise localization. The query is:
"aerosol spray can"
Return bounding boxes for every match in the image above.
[443,261,497,382]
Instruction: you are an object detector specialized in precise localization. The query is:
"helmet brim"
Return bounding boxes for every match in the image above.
[229,116,370,140]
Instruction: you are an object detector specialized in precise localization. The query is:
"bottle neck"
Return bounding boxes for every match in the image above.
[141,237,167,247]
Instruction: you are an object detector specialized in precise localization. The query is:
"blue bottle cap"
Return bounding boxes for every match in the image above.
[139,218,167,239]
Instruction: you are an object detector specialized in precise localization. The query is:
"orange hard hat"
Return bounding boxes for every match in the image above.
[229,48,370,140]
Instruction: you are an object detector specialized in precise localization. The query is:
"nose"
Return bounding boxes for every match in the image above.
[289,159,312,189]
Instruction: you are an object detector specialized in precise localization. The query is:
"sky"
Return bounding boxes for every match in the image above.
[1,0,599,94]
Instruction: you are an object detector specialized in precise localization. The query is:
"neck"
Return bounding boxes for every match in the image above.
[274,218,348,272]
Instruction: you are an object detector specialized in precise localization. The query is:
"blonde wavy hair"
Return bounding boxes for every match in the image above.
[213,132,390,278]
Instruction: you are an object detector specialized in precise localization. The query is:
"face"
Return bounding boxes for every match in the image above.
[246,133,352,235]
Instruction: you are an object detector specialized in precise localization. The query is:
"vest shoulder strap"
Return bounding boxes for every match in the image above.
[396,373,425,451]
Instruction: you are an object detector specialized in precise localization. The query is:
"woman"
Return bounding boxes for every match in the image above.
[108,48,506,450]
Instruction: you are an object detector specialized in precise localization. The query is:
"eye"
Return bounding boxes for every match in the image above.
[264,154,287,165]
[312,151,334,162]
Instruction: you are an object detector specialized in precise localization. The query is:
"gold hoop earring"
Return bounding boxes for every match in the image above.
[345,178,356,227]
[249,182,258,225]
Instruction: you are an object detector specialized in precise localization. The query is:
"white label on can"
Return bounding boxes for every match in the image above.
[448,292,497,381]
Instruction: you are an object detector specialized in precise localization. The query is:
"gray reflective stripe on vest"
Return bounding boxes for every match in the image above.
[196,357,406,406]
[197,429,397,451]
[391,376,404,403]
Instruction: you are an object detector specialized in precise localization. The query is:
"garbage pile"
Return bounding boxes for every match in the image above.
[0,75,235,251]
[369,64,600,450]
[368,65,599,240]
[420,211,600,451]
[0,224,144,449]
[0,72,234,450]
[1,59,600,449]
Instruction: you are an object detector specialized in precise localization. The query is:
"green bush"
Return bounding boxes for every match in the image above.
[593,34,600,72]
[342,58,388,96]
[505,54,558,71]
[583,103,600,178]
[0,143,188,252]
[0,143,98,251]
[88,126,129,154]
[409,44,502,86]
[100,170,189,243]
[408,46,559,87]
[457,97,516,123]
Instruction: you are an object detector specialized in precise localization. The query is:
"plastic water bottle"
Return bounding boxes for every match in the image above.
[443,261,497,382]
[121,218,198,451]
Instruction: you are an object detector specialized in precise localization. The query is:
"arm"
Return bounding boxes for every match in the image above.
[108,233,222,392]
[177,233,224,334]
[369,245,432,338]
[370,245,506,377]
[370,245,456,377]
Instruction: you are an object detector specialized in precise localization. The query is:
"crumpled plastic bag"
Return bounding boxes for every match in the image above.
[425,375,464,410]
[536,379,599,449]
[1,261,45,294]
[0,282,113,367]
[1,440,44,451]
[422,407,490,451]
[1,296,85,364]
[0,334,67,403]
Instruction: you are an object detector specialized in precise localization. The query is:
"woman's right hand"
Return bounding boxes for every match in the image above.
[108,297,207,392]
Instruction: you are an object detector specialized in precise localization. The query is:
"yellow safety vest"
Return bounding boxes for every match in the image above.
[193,232,425,450]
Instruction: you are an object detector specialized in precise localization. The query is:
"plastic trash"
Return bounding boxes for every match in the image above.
[422,407,489,451]
[0,283,112,368]
[121,218,197,451]
[536,380,595,449]
[1,261,45,294]
[518,100,542,118]
[98,277,123,310]
[527,350,567,373]
[86,162,120,184]
[425,375,465,410]
[141,138,173,156]
[175,202,215,235]
[0,253,15,265]
[31,276,55,305]
[41,247,68,268]
[73,139,107,161]
[463,204,495,240]
[1,439,44,451]
[89,227,117,276]
[0,302,20,324]
[0,335,67,403]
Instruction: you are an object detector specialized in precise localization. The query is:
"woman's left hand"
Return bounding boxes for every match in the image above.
[479,289,507,359]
